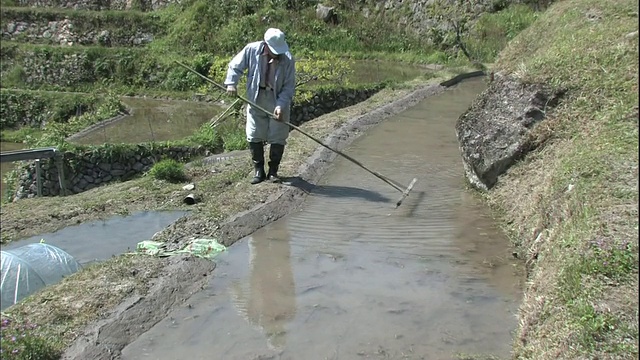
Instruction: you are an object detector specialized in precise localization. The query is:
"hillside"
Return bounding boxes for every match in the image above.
[455,0,638,358]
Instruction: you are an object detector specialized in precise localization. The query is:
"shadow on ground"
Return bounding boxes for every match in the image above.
[282,176,390,203]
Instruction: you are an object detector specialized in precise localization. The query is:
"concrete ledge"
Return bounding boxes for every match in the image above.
[439,70,486,87]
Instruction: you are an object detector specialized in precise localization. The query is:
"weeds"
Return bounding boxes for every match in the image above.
[464,4,540,62]
[148,159,187,183]
[0,316,61,360]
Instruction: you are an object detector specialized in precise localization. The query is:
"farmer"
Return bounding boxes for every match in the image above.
[224,28,296,184]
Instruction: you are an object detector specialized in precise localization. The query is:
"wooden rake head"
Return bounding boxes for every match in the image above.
[394,177,418,209]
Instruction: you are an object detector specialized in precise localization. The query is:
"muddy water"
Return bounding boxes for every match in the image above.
[69,61,423,147]
[70,98,223,146]
[121,78,524,360]
[1,210,187,265]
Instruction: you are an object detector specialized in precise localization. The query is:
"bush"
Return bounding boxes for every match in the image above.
[148,159,187,183]
[151,0,425,56]
[187,123,222,149]
[27,92,125,148]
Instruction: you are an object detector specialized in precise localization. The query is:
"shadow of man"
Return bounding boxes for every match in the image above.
[230,223,297,351]
[283,176,391,203]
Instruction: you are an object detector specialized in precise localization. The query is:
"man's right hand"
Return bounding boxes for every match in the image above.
[226,85,237,96]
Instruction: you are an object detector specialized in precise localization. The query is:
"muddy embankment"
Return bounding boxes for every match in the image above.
[456,71,564,193]
[61,71,487,360]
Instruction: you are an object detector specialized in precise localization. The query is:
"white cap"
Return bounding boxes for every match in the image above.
[264,28,289,55]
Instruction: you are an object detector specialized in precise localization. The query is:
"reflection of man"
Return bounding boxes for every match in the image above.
[230,226,296,350]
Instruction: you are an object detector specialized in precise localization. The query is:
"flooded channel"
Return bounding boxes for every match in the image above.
[121,78,524,360]
[1,210,188,265]
[70,98,223,146]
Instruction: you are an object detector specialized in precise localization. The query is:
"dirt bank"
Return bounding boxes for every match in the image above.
[456,0,638,358]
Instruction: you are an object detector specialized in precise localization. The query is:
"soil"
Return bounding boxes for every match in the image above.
[59,81,453,360]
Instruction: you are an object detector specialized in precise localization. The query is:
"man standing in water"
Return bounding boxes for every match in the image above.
[224,28,296,184]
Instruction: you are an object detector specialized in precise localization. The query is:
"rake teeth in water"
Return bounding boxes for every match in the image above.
[394,177,418,209]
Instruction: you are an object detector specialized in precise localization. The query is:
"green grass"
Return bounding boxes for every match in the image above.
[0,127,42,143]
[0,88,117,131]
[485,0,639,358]
[464,4,540,62]
[148,0,429,56]
[148,159,187,183]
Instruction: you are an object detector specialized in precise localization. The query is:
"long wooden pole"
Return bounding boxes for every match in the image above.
[175,60,416,196]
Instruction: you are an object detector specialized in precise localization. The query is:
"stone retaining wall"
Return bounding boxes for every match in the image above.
[2,18,154,47]
[359,0,549,37]
[292,87,381,125]
[13,0,180,11]
[455,72,564,190]
[11,145,208,200]
[9,86,382,200]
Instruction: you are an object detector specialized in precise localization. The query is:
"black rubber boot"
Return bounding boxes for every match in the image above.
[249,141,266,184]
[267,143,285,183]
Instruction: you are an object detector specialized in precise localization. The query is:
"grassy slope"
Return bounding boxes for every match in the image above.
[485,0,639,358]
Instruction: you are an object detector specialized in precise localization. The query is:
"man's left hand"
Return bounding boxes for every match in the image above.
[273,106,283,121]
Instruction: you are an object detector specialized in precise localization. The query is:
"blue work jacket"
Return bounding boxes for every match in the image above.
[224,41,296,121]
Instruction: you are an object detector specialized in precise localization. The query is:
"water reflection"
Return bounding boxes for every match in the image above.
[230,226,296,350]
[71,98,223,146]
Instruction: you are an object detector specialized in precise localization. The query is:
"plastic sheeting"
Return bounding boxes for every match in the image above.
[1,243,81,310]
[136,238,226,259]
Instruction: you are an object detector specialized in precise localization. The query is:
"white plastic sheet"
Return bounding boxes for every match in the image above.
[1,243,81,310]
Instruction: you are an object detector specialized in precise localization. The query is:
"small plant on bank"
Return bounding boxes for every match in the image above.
[217,119,248,152]
[0,316,60,360]
[148,159,187,183]
[187,123,222,150]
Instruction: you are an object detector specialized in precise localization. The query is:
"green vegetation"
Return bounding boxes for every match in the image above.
[148,159,187,183]
[148,0,427,56]
[22,92,125,148]
[0,7,164,45]
[0,316,61,360]
[486,0,639,358]
[0,89,120,131]
[0,1,541,94]
[464,4,540,63]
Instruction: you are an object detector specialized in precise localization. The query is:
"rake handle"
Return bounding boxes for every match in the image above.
[175,60,408,194]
